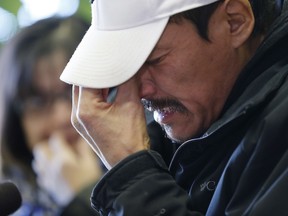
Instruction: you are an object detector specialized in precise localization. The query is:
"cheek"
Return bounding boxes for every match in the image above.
[21,115,51,150]
[165,112,205,141]
[153,78,218,141]
[152,63,192,95]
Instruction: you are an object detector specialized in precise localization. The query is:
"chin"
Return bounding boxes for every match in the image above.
[163,124,201,144]
[163,125,188,144]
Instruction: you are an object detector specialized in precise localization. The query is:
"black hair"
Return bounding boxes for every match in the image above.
[172,0,285,41]
[249,0,285,35]
[0,15,89,174]
[170,1,222,41]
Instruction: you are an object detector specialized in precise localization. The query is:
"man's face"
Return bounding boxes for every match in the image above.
[139,16,245,143]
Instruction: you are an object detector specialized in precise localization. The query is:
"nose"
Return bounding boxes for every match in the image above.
[51,99,72,126]
[137,66,157,98]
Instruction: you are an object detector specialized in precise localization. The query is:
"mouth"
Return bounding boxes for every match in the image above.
[153,107,177,123]
[142,98,188,124]
[154,106,177,114]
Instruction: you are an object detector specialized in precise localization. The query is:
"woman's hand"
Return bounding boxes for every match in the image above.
[33,134,103,206]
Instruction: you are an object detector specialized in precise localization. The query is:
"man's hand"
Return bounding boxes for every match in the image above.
[71,78,150,169]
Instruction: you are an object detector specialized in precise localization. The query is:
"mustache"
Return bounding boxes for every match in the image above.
[141,98,188,113]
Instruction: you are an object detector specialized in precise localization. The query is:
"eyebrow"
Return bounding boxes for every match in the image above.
[151,45,169,54]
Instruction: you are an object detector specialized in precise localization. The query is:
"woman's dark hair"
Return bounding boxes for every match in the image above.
[172,0,285,40]
[0,15,89,174]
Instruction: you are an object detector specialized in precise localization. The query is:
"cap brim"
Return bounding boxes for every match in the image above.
[60,17,169,88]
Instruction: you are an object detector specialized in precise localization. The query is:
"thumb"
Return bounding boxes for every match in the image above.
[115,77,142,104]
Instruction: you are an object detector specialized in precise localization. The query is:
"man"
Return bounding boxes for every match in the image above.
[60,0,288,215]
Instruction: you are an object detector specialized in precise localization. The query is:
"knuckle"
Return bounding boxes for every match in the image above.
[77,108,91,123]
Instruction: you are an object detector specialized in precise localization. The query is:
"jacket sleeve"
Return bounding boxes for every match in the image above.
[90,150,203,216]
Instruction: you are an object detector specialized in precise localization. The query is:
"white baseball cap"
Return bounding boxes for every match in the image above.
[60,0,220,88]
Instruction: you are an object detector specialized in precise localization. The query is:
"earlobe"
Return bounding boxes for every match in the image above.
[225,0,255,48]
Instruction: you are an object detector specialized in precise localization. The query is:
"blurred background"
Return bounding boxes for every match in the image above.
[0,0,91,46]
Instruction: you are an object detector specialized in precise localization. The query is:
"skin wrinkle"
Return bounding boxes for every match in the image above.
[138,8,249,142]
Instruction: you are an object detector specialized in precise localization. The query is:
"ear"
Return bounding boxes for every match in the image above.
[224,0,255,48]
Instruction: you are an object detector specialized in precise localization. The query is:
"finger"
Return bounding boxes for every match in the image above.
[71,86,93,145]
[102,88,110,102]
[71,86,100,162]
[115,76,141,104]
[78,87,112,114]
[71,85,80,129]
[80,86,105,104]
[72,85,79,108]
[32,142,53,174]
[114,77,147,128]
[33,142,53,161]
[73,86,105,158]
[73,86,112,169]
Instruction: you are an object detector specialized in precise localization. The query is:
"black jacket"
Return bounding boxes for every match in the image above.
[90,12,288,216]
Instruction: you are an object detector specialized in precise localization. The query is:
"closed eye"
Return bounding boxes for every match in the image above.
[145,56,164,66]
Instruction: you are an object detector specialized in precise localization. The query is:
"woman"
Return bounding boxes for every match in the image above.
[0,16,103,215]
